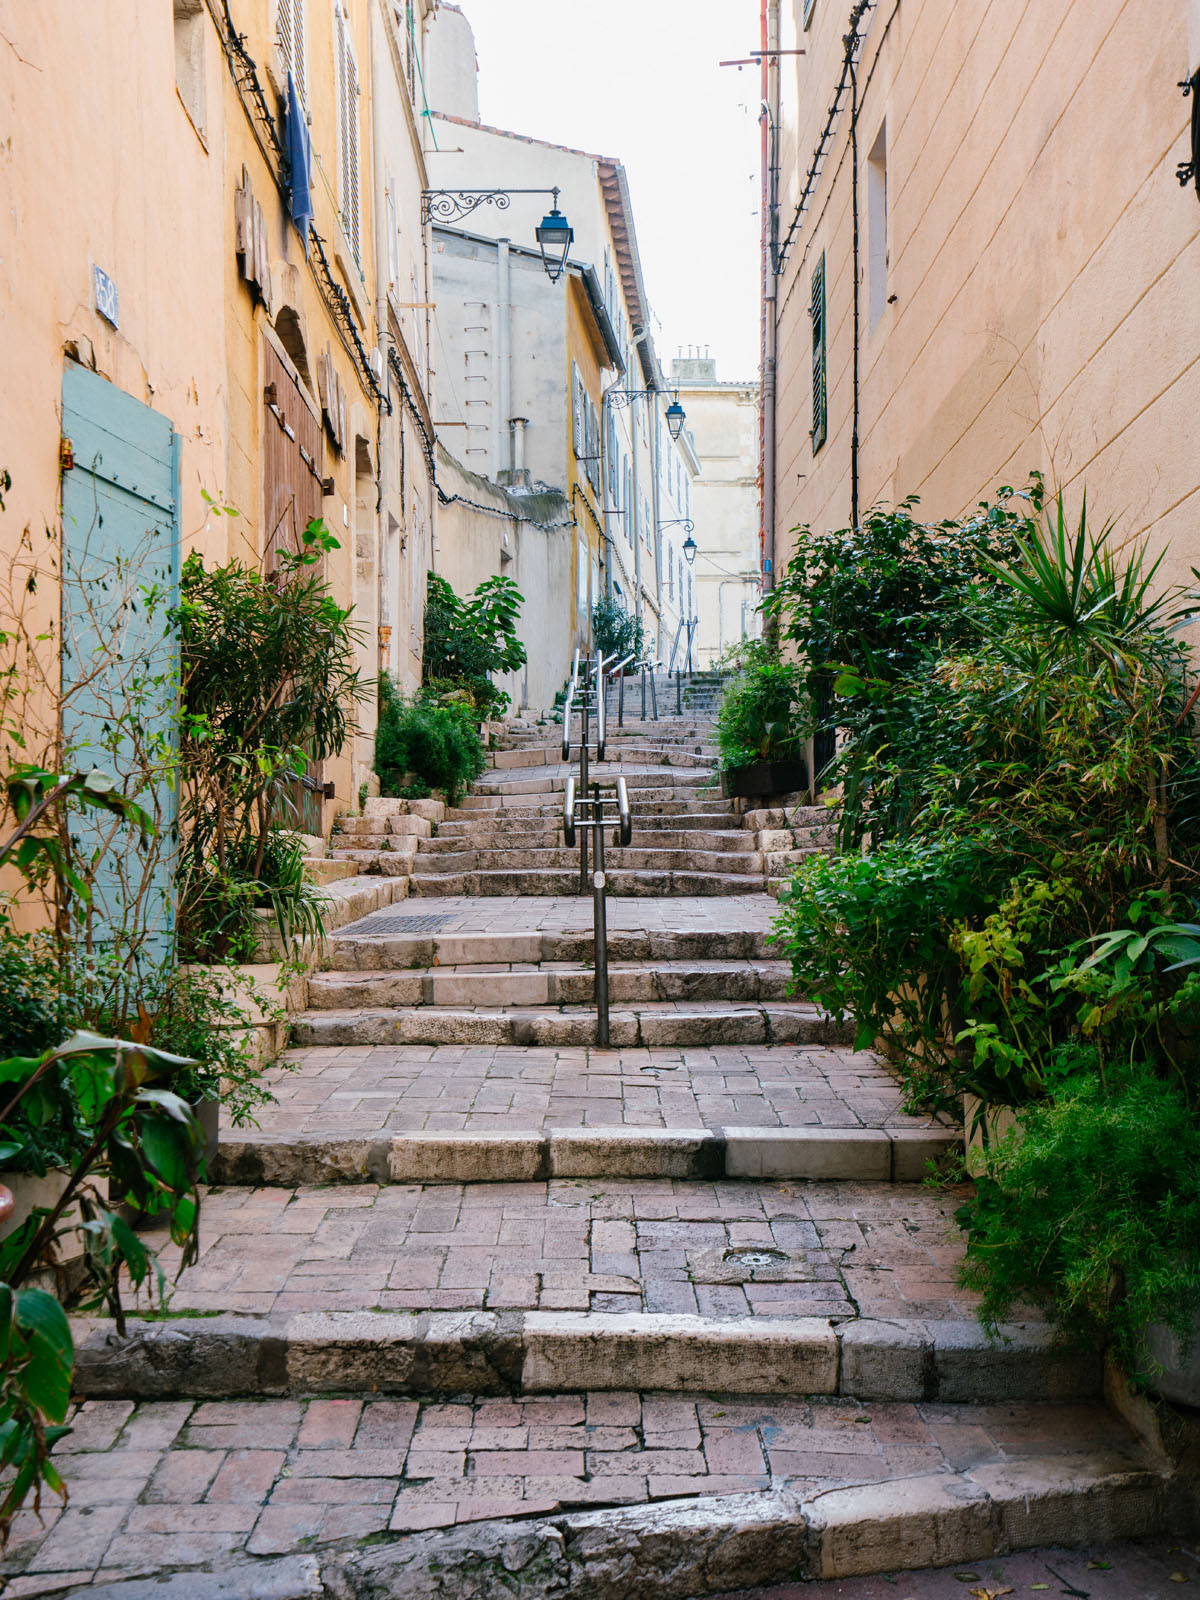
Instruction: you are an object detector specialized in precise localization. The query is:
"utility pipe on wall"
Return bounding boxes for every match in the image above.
[759,0,780,609]
[497,238,512,479]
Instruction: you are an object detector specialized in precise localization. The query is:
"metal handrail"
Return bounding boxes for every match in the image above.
[559,646,634,1045]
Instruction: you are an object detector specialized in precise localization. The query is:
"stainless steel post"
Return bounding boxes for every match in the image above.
[579,690,589,894]
[676,667,682,715]
[592,778,609,1046]
[641,668,647,720]
[649,669,658,721]
[618,668,625,727]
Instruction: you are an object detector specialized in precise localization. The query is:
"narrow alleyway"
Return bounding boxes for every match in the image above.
[1,702,1182,1595]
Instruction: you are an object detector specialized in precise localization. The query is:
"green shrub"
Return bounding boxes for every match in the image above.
[423,572,526,716]
[715,642,810,772]
[376,676,485,805]
[592,595,644,664]
[0,934,68,1060]
[957,1066,1200,1378]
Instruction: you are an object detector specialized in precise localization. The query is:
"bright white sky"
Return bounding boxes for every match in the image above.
[453,1,762,382]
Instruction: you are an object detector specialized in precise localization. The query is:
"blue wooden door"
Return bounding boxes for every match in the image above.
[60,362,181,965]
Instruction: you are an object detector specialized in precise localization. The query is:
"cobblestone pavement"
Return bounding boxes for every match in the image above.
[241,1043,937,1137]
[718,1538,1200,1599]
[130,1178,986,1321]
[0,1395,1137,1592]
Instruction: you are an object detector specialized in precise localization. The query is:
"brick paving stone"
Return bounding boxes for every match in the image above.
[0,1394,1149,1588]
[118,1176,989,1323]
[236,1038,938,1139]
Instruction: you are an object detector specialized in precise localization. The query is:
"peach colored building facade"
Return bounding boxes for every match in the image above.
[0,0,438,832]
[768,0,1200,590]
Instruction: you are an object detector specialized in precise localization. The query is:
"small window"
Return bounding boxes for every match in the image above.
[174,0,206,140]
[335,4,361,264]
[277,0,307,107]
[811,253,827,454]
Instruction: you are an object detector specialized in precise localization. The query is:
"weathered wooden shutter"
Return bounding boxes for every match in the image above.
[60,362,180,960]
[346,39,361,262]
[264,341,324,565]
[811,252,827,453]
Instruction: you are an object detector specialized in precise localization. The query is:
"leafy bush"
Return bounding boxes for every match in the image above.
[762,487,1033,846]
[957,1066,1200,1378]
[0,935,68,1061]
[769,484,1200,1375]
[592,595,644,664]
[715,641,810,772]
[376,676,485,805]
[173,519,364,962]
[423,572,526,717]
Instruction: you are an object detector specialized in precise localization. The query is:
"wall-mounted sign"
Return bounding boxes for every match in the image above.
[93,264,118,328]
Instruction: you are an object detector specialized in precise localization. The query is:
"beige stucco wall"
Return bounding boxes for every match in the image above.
[0,0,230,788]
[774,0,1200,592]
[674,375,761,667]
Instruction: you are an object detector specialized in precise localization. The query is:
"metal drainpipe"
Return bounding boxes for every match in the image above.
[497,238,512,480]
[650,398,663,626]
[631,391,643,631]
[760,0,780,621]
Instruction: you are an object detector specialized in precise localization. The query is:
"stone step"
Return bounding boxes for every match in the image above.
[424,826,758,853]
[438,813,748,838]
[23,1391,1168,1597]
[290,1000,850,1047]
[214,1125,959,1187]
[9,1395,1177,1593]
[327,926,778,968]
[305,958,795,1010]
[408,847,766,876]
[452,796,735,817]
[73,1307,1098,1405]
[412,868,773,897]
[472,773,712,797]
[490,745,716,770]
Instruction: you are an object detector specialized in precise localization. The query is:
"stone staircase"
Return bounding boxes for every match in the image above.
[16,692,1195,1597]
[323,711,830,901]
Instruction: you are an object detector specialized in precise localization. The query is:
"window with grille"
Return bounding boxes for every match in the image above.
[277,0,306,107]
[811,252,827,453]
[334,4,361,265]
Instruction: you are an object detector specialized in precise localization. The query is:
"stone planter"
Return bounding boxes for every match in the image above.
[962,1094,1024,1177]
[721,760,809,800]
[1140,1319,1200,1406]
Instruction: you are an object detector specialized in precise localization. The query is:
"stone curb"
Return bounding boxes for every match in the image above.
[73,1460,1175,1600]
[72,1311,1098,1403]
[211,1126,958,1186]
[289,1004,855,1049]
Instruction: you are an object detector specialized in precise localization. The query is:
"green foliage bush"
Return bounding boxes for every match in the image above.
[0,936,68,1062]
[768,483,1200,1375]
[715,640,810,772]
[376,675,485,805]
[592,595,644,664]
[423,572,526,718]
[957,1066,1200,1379]
[173,519,363,961]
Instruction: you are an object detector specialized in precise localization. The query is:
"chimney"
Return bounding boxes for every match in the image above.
[508,417,530,487]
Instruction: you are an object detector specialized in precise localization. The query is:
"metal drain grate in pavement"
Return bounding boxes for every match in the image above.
[340,911,455,936]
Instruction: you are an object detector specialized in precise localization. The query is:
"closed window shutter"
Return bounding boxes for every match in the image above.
[811,252,827,453]
[293,0,306,107]
[346,42,360,262]
[278,0,293,75]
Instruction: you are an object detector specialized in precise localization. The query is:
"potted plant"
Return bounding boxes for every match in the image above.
[716,645,810,798]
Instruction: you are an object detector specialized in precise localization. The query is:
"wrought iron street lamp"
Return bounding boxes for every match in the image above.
[665,398,686,440]
[420,186,574,282]
[535,197,574,284]
[682,532,698,566]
